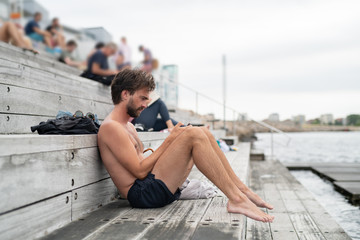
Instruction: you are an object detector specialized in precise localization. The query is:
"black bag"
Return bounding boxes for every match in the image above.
[31,116,100,135]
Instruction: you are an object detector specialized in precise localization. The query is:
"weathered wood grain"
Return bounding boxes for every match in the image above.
[0,83,113,119]
[85,204,175,240]
[0,133,168,156]
[0,134,97,156]
[0,113,49,134]
[0,42,82,75]
[141,199,212,240]
[41,200,131,240]
[0,62,111,104]
[0,192,71,240]
[72,178,119,221]
[248,159,353,240]
[0,147,110,213]
[192,195,245,240]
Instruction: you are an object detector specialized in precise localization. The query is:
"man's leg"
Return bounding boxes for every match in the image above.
[0,22,28,48]
[199,127,273,209]
[43,34,53,48]
[152,127,274,222]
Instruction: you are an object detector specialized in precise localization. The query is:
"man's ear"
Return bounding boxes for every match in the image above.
[121,90,129,100]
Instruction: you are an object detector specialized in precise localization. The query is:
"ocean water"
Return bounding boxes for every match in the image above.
[254,131,360,240]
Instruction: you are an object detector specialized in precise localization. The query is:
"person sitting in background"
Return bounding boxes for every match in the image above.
[116,37,131,71]
[87,42,105,60]
[132,91,177,132]
[81,42,119,86]
[24,12,52,49]
[58,40,85,68]
[0,18,36,53]
[46,17,66,50]
[139,45,152,73]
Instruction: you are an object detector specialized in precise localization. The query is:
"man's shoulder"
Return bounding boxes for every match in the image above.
[98,120,136,146]
[99,119,124,134]
[90,51,106,62]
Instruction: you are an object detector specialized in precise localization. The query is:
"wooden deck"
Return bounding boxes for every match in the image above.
[41,144,250,240]
[249,160,351,240]
[40,144,351,240]
[284,162,360,205]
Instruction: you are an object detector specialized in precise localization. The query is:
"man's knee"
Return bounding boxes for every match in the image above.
[200,126,214,139]
[184,127,206,142]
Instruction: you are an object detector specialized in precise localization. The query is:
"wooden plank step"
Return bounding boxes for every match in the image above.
[334,181,360,204]
[84,203,176,240]
[250,149,265,161]
[35,143,250,240]
[0,83,113,120]
[0,42,82,75]
[0,192,72,240]
[249,160,352,240]
[40,200,131,240]
[0,133,168,156]
[0,133,167,213]
[312,167,360,173]
[318,173,360,182]
[0,61,112,104]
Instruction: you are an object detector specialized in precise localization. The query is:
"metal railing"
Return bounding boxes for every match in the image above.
[153,72,291,159]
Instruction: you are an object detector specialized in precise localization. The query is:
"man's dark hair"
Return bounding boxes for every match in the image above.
[95,42,105,49]
[67,40,77,47]
[34,12,41,18]
[111,69,155,105]
[52,17,59,23]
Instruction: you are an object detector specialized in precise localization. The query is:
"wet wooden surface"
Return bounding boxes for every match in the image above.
[284,162,360,204]
[39,145,351,240]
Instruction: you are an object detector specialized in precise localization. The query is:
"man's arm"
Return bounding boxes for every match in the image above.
[100,122,188,180]
[33,26,52,37]
[64,57,84,68]
[91,62,118,76]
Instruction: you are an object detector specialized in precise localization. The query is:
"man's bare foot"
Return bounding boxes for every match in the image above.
[227,197,274,223]
[241,188,273,210]
[22,47,39,54]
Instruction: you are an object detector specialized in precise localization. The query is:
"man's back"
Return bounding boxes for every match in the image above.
[87,50,108,75]
[25,20,38,35]
[98,118,144,198]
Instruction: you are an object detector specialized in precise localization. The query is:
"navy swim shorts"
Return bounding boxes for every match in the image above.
[127,172,181,208]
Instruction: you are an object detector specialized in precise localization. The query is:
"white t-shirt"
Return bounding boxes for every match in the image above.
[118,43,131,64]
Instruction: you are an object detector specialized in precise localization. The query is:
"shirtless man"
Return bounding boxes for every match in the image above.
[98,69,274,223]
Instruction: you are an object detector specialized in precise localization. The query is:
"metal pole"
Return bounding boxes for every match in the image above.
[195,92,198,115]
[270,129,274,160]
[223,54,226,130]
[233,110,236,135]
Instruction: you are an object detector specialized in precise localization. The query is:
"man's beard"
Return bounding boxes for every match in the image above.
[126,98,144,118]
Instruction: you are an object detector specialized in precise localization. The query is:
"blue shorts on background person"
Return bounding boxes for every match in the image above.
[27,32,43,42]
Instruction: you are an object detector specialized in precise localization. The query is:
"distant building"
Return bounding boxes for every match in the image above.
[268,113,280,122]
[154,65,179,108]
[0,0,110,60]
[83,27,113,43]
[334,118,346,126]
[320,114,334,125]
[292,115,306,125]
[0,0,50,27]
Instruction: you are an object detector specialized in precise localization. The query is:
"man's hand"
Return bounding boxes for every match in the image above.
[169,122,191,140]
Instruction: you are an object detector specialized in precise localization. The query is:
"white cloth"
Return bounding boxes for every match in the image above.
[179,178,218,200]
[219,139,230,152]
[118,42,131,64]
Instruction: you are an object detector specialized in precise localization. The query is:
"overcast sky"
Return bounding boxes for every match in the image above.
[38,0,360,121]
